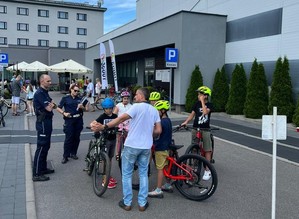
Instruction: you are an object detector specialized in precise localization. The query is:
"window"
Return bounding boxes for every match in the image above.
[38,25,49,33]
[77,42,87,48]
[17,7,29,16]
[58,11,68,19]
[0,37,7,45]
[0,21,7,29]
[38,9,49,17]
[77,13,87,21]
[17,38,29,46]
[226,8,282,42]
[38,39,49,47]
[58,26,68,34]
[0,5,7,14]
[58,41,68,48]
[17,23,29,31]
[77,28,87,35]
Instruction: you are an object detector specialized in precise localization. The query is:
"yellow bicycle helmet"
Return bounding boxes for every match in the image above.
[149,92,161,101]
[196,86,212,96]
[154,100,170,111]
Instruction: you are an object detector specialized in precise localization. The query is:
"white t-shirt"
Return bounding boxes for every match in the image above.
[86,82,95,96]
[116,102,132,130]
[124,102,160,149]
[116,102,132,116]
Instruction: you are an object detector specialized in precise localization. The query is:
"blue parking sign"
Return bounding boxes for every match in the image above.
[0,53,9,67]
[165,48,178,68]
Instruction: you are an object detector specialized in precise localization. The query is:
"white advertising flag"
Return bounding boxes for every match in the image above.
[109,39,119,92]
[100,43,108,89]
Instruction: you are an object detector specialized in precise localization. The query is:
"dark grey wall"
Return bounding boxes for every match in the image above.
[86,11,227,106]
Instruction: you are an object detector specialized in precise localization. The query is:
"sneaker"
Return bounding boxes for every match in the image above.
[148,188,164,198]
[161,183,173,193]
[203,170,211,181]
[109,176,117,184]
[102,181,117,189]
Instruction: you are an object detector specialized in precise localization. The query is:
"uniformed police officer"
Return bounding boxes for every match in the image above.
[57,84,87,164]
[32,74,56,182]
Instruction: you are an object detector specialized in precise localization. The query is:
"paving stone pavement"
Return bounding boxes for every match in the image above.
[0,112,28,219]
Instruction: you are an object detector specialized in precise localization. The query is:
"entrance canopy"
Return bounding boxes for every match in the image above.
[47,59,92,73]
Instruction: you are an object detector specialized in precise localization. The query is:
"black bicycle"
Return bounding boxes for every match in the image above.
[84,128,113,197]
[0,97,27,116]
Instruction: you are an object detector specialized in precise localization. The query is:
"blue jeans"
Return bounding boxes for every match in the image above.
[121,146,150,207]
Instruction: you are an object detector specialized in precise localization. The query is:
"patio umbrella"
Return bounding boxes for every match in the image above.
[23,61,49,72]
[6,61,29,71]
[47,59,92,73]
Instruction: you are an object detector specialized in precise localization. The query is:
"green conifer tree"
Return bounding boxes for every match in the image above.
[226,64,247,114]
[211,66,229,112]
[244,59,268,118]
[269,57,295,122]
[292,95,299,127]
[185,65,203,112]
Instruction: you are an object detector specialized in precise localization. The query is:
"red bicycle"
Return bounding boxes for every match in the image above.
[179,125,219,163]
[161,133,218,201]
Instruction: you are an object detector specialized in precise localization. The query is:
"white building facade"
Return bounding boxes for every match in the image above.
[88,0,299,112]
[0,0,105,84]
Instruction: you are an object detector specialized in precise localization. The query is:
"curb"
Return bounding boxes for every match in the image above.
[24,115,37,219]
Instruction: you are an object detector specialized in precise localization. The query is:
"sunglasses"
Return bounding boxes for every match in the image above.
[73,90,80,92]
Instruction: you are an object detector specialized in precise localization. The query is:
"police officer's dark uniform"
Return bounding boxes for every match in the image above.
[58,91,86,164]
[32,86,55,181]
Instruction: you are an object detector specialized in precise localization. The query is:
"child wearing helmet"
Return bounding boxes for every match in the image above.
[113,90,132,160]
[113,90,132,119]
[148,100,173,198]
[181,85,213,181]
[149,91,161,106]
[91,97,118,189]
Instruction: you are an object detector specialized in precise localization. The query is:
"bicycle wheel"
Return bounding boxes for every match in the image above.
[173,154,218,201]
[185,144,200,156]
[1,117,5,127]
[2,103,9,117]
[85,140,95,176]
[93,151,111,197]
[18,99,27,113]
[95,98,104,110]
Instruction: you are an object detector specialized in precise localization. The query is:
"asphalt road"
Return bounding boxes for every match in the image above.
[27,99,299,219]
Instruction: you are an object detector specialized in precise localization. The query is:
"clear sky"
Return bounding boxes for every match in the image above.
[64,0,136,33]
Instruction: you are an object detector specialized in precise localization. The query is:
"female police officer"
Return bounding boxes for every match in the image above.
[57,84,87,164]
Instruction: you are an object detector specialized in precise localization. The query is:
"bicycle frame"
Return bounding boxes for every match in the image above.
[163,156,195,181]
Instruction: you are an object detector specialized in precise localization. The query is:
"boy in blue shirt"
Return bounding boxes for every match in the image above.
[148,100,173,198]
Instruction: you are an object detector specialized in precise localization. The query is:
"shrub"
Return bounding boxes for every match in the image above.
[269,57,295,122]
[244,59,268,118]
[226,64,247,114]
[211,66,229,112]
[185,65,203,112]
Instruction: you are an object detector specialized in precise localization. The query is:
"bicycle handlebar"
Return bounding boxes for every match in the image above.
[172,125,220,132]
